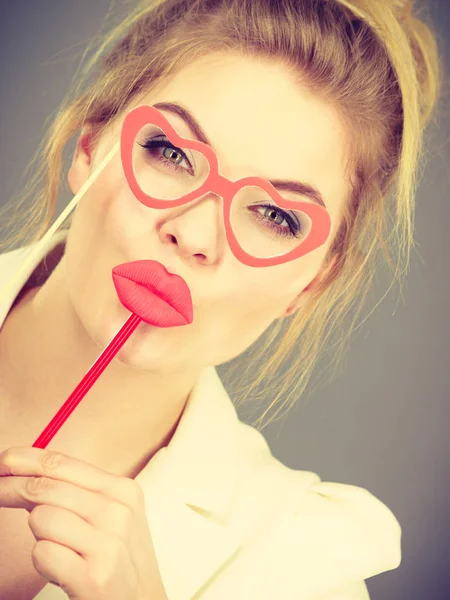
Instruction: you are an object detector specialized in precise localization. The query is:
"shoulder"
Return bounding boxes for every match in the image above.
[232,421,401,594]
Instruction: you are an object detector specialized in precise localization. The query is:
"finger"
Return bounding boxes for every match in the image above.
[2,474,137,547]
[31,514,139,600]
[0,446,118,492]
[28,504,113,560]
[0,473,108,518]
[31,538,89,594]
[0,447,144,510]
[24,479,135,543]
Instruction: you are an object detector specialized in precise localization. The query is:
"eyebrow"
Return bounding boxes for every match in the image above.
[152,101,327,209]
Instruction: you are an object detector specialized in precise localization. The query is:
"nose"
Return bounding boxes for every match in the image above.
[158,192,226,266]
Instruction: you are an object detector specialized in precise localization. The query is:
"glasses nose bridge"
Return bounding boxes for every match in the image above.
[207,172,236,201]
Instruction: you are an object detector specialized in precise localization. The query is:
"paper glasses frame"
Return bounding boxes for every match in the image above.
[121,104,333,268]
[0,104,334,309]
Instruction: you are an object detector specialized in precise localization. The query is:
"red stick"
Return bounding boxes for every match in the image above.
[32,312,142,449]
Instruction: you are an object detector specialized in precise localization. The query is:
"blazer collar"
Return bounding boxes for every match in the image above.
[140,362,240,515]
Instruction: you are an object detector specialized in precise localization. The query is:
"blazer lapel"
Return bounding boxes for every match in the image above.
[136,365,244,600]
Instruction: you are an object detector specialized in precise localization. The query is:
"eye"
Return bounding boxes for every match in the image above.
[162,146,183,164]
[249,203,303,238]
[138,135,194,175]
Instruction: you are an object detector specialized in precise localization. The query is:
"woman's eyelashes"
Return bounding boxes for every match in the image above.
[139,135,194,175]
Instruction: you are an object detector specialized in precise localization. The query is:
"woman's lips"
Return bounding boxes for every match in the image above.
[112,260,193,327]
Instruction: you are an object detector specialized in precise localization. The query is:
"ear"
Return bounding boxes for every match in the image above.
[67,126,96,195]
[278,253,339,319]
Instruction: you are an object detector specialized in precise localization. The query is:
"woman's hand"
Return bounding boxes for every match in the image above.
[0,446,168,600]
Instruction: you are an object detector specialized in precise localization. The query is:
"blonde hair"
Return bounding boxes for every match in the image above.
[0,0,444,430]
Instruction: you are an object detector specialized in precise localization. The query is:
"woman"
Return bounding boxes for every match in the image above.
[0,0,442,599]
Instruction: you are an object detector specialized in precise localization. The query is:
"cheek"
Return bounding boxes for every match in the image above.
[231,260,320,327]
[223,277,299,331]
[249,266,314,311]
[63,180,135,300]
[76,164,152,257]
[105,189,155,249]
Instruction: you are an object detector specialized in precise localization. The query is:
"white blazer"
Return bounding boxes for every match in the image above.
[0,230,402,600]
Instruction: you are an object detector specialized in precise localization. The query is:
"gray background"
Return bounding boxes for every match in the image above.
[1,1,449,598]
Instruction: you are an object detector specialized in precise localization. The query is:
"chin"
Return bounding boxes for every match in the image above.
[84,296,184,371]
[112,349,150,370]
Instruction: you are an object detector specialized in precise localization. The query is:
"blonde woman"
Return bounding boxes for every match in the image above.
[0,0,443,599]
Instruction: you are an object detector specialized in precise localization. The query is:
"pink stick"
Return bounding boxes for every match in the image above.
[32,312,142,449]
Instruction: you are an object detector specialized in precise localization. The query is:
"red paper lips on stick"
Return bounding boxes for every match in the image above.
[31,261,193,449]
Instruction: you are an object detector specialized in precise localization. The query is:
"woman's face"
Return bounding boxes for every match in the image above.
[66,52,350,373]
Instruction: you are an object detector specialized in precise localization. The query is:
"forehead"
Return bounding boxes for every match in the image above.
[132,53,351,226]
